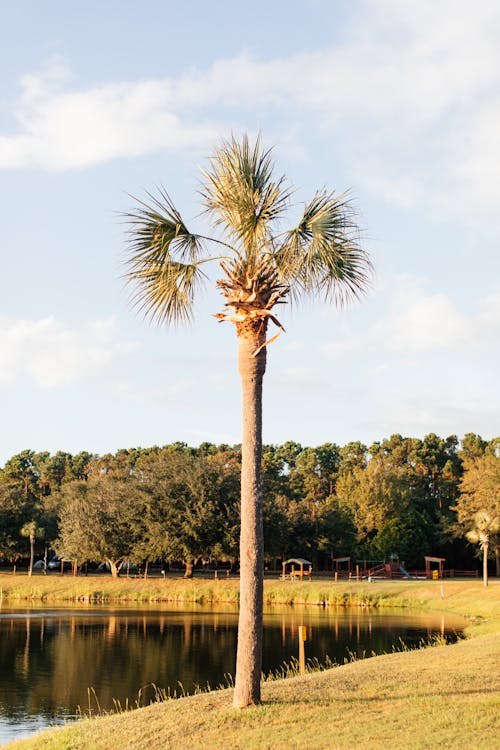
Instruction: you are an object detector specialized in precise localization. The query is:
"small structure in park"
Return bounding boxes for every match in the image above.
[424,556,446,579]
[332,556,352,578]
[281,558,312,581]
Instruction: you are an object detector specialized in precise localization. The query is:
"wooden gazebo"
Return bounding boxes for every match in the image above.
[424,556,446,579]
[281,558,313,581]
[332,556,352,576]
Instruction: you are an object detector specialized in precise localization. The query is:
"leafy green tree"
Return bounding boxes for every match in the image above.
[460,433,488,460]
[35,451,77,495]
[135,449,240,576]
[122,133,371,706]
[336,447,435,566]
[56,475,148,577]
[315,495,356,562]
[2,450,39,499]
[0,481,25,560]
[338,441,368,473]
[71,451,95,480]
[412,433,461,513]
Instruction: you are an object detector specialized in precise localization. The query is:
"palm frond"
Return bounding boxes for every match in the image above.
[273,190,372,306]
[200,134,293,260]
[123,190,209,325]
[126,259,207,326]
[123,188,205,266]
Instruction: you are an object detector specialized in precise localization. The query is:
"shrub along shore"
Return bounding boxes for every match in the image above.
[3,578,500,750]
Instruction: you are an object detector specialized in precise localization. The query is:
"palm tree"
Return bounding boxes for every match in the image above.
[466,511,500,587]
[123,134,372,707]
[20,520,44,577]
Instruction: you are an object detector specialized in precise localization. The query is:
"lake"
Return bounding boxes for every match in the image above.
[0,604,466,745]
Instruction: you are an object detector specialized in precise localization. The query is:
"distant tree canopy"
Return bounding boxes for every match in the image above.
[0,433,498,574]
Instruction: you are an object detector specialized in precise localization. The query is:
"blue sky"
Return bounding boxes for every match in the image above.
[1,0,499,464]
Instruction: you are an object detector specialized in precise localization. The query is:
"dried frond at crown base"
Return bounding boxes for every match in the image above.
[214,256,288,348]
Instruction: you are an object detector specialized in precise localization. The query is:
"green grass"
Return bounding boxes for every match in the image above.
[2,578,499,749]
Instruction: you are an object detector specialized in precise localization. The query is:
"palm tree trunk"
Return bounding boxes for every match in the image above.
[483,542,489,587]
[233,330,266,708]
[28,533,34,577]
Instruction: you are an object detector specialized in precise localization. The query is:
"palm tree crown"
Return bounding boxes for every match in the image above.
[124,134,372,340]
[466,510,500,547]
[466,511,500,587]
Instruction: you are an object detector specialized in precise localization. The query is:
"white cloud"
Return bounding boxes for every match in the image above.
[372,277,500,353]
[0,315,135,386]
[389,291,467,351]
[0,60,216,170]
[0,2,499,218]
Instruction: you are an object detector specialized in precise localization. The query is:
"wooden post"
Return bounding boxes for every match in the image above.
[298,625,307,675]
[334,571,338,583]
[356,564,359,581]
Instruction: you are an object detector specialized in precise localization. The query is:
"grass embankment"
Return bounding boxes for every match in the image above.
[3,578,500,750]
[0,572,492,614]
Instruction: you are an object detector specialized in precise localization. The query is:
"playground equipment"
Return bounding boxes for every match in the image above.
[281,558,313,581]
[332,556,352,578]
[398,565,413,579]
[424,556,446,579]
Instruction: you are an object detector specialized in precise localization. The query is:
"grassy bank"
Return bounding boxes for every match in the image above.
[0,572,493,615]
[2,579,499,749]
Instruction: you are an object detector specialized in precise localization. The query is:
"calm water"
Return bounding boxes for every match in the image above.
[0,604,465,745]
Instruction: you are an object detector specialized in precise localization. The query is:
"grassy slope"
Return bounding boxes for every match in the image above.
[3,579,500,750]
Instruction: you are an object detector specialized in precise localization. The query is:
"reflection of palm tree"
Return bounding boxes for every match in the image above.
[466,511,500,587]
[123,134,372,707]
[23,616,31,674]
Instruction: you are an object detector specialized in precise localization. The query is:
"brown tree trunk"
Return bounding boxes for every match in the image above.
[233,329,266,708]
[108,560,119,578]
[483,543,489,587]
[495,545,499,578]
[28,534,34,577]
[184,560,194,578]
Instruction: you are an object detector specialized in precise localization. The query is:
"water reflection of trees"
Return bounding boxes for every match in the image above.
[0,610,461,720]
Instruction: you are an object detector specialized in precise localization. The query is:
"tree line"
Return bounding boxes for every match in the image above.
[0,432,498,577]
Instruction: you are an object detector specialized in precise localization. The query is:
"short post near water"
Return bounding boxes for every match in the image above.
[298,625,307,675]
